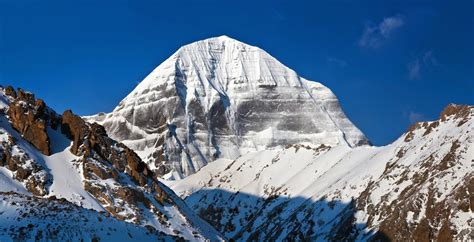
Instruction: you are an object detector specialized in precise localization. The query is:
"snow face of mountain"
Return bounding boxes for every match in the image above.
[0,86,222,241]
[87,36,369,179]
[165,104,474,241]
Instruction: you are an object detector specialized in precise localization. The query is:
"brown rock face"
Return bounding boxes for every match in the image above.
[61,109,89,155]
[83,160,118,180]
[4,86,16,98]
[6,87,53,155]
[440,104,472,126]
[59,110,181,227]
[61,110,156,186]
[440,104,471,120]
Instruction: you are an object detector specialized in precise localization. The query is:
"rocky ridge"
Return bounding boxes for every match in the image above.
[0,86,222,241]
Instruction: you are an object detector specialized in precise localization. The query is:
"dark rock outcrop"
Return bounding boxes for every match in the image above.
[440,104,471,126]
[61,109,88,155]
[61,110,155,186]
[5,87,56,155]
[60,109,175,225]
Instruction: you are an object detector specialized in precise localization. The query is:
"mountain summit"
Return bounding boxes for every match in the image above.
[87,36,369,179]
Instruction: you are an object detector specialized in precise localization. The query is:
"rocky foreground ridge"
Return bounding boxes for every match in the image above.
[0,86,222,241]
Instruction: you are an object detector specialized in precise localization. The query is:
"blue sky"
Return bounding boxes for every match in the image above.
[0,0,473,145]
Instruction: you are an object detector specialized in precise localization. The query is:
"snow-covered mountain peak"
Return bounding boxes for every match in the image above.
[183,35,246,46]
[174,35,260,58]
[124,35,304,103]
[88,36,369,179]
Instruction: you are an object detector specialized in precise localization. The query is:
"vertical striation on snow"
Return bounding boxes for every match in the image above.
[87,36,369,179]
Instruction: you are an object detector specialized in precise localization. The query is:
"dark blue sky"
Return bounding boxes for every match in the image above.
[1,0,473,145]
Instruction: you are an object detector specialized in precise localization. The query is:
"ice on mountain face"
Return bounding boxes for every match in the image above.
[87,36,369,179]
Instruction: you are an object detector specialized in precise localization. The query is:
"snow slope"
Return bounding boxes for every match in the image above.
[0,86,223,241]
[0,117,104,210]
[0,192,177,241]
[86,36,368,179]
[165,104,474,241]
[0,168,28,194]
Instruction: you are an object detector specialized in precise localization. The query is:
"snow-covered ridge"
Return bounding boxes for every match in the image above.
[165,104,474,240]
[87,36,369,179]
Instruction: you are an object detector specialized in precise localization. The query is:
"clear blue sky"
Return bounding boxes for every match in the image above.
[1,0,473,145]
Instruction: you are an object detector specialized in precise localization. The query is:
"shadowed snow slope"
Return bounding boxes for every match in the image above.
[165,104,474,241]
[86,36,368,179]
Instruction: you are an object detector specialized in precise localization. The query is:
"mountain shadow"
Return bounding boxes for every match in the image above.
[185,188,390,241]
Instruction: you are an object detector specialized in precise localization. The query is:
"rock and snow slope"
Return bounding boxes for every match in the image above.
[0,192,175,241]
[165,104,474,241]
[0,86,222,241]
[86,36,368,179]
